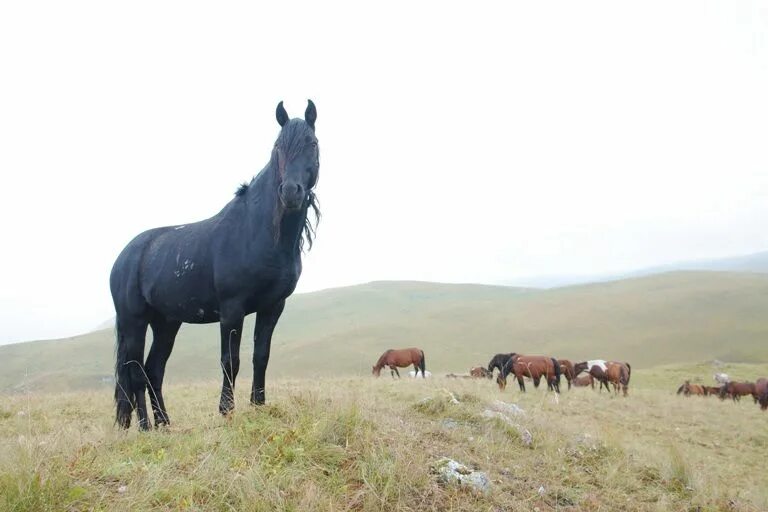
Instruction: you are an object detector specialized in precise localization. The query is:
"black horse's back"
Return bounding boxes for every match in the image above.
[111,100,320,430]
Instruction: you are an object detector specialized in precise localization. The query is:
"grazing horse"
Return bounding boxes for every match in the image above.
[604,361,631,397]
[470,366,493,379]
[500,354,561,393]
[558,359,576,389]
[755,378,768,410]
[487,353,515,378]
[703,386,722,396]
[575,360,610,392]
[719,381,757,402]
[372,348,426,378]
[714,373,730,385]
[110,101,320,430]
[572,374,594,388]
[676,380,707,396]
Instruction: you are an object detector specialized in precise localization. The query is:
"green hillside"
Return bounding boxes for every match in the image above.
[2,271,768,393]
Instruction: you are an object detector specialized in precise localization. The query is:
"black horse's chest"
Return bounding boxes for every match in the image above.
[233,255,301,313]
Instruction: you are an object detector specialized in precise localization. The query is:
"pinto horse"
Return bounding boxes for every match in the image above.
[372,348,426,378]
[558,359,576,390]
[575,360,610,392]
[110,101,320,430]
[500,354,561,393]
[719,381,757,402]
[755,378,768,410]
[676,380,707,396]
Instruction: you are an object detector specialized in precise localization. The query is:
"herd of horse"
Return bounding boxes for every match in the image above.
[677,375,768,410]
[372,348,632,397]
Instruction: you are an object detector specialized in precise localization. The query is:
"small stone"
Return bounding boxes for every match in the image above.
[117,485,128,494]
[538,485,546,496]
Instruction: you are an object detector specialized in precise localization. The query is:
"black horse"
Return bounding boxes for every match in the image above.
[110,100,320,430]
[487,353,516,388]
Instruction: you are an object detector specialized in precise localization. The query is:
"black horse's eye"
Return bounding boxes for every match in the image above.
[311,142,317,147]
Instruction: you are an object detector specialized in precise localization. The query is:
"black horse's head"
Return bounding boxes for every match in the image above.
[274,100,319,211]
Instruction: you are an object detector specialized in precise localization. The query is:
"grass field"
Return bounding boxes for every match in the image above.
[2,362,767,511]
[3,271,768,394]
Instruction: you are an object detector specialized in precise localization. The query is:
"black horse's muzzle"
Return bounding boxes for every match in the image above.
[278,182,305,210]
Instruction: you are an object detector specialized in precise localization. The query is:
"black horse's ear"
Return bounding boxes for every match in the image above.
[276,101,290,127]
[305,99,317,130]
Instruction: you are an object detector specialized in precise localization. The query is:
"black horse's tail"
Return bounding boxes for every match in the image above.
[551,358,561,393]
[625,362,631,385]
[419,350,426,376]
[114,319,134,428]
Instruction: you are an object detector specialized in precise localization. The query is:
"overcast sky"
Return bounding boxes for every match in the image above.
[1,1,767,344]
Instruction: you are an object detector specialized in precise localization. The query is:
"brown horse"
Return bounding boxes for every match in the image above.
[604,361,631,397]
[676,380,707,396]
[470,366,492,379]
[372,348,426,378]
[557,359,576,390]
[755,378,768,410]
[719,381,757,402]
[703,385,722,396]
[573,374,594,388]
[500,354,561,393]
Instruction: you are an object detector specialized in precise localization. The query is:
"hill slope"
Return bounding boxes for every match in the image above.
[2,272,768,393]
[513,250,768,287]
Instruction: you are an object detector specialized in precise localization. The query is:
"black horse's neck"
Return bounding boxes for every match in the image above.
[243,155,308,255]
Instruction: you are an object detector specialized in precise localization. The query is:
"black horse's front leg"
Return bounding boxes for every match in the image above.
[251,300,285,406]
[218,307,244,415]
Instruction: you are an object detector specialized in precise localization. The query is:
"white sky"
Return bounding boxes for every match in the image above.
[1,1,767,344]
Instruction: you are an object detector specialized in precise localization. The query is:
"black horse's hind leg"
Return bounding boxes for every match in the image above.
[413,364,420,378]
[116,319,151,430]
[145,316,181,426]
[219,305,245,415]
[518,377,526,392]
[251,300,285,406]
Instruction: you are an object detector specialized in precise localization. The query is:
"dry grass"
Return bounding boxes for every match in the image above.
[1,374,767,511]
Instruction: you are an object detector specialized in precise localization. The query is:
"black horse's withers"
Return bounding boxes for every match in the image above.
[110,100,320,430]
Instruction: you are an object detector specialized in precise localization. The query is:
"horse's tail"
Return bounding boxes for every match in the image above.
[551,358,561,387]
[114,318,133,428]
[419,350,426,374]
[676,384,684,395]
[625,362,631,385]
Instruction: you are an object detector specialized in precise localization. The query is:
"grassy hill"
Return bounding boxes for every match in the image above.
[2,271,768,393]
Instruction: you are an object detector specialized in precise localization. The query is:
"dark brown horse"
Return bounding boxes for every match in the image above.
[558,359,576,390]
[755,378,768,410]
[605,361,631,397]
[676,380,707,396]
[372,348,426,378]
[572,374,594,388]
[719,381,757,402]
[500,354,561,393]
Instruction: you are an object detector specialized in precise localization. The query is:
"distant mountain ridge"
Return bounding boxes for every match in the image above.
[508,250,768,288]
